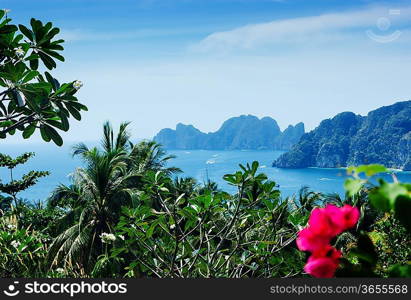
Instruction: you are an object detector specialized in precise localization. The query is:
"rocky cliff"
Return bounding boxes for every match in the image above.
[273,101,411,170]
[154,115,305,151]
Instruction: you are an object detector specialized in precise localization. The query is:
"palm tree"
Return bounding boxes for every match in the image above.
[291,186,323,212]
[47,183,85,210]
[171,177,198,199]
[47,121,181,272]
[198,179,220,195]
[128,140,181,175]
[47,122,140,271]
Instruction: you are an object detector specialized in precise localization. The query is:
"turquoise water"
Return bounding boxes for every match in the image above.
[169,150,350,196]
[1,144,411,201]
[168,150,411,197]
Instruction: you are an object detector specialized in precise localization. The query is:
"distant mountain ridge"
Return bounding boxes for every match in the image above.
[154,115,305,151]
[273,101,411,170]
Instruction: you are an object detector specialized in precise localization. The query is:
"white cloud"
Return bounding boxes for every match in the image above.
[41,48,411,144]
[60,27,204,42]
[192,6,411,52]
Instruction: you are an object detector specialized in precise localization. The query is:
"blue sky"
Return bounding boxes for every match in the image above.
[3,0,411,143]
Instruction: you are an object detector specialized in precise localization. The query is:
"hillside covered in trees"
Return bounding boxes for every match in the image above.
[273,101,411,170]
[154,115,305,150]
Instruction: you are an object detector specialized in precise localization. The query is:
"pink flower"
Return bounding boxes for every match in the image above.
[296,228,330,252]
[324,204,360,232]
[308,206,343,236]
[305,245,341,278]
[340,204,360,230]
[295,204,360,278]
[304,256,339,278]
[311,244,342,261]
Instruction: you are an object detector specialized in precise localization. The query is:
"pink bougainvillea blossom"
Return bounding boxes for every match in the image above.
[339,204,360,230]
[296,228,330,252]
[296,204,360,278]
[311,244,342,261]
[304,256,339,278]
[305,245,341,278]
[308,206,343,236]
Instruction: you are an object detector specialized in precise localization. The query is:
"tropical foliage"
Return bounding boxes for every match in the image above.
[45,121,180,274]
[0,10,87,144]
[1,122,410,278]
[0,12,409,279]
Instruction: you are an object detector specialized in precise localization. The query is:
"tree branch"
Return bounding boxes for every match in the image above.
[0,112,36,135]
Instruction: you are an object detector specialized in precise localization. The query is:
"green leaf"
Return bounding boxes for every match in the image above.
[31,18,42,40]
[22,125,36,139]
[40,126,51,142]
[45,71,60,91]
[59,113,69,131]
[394,195,411,232]
[223,174,239,185]
[24,94,42,114]
[45,119,67,131]
[0,24,17,34]
[43,125,63,146]
[54,83,70,96]
[203,194,212,209]
[43,49,65,62]
[38,52,56,70]
[27,82,52,94]
[70,102,88,111]
[389,264,411,278]
[369,181,408,212]
[348,164,388,177]
[25,54,40,61]
[0,120,13,128]
[48,43,64,51]
[22,70,39,83]
[66,104,81,120]
[146,218,161,238]
[30,58,39,70]
[350,232,377,268]
[45,27,60,41]
[18,24,34,41]
[288,212,308,227]
[344,178,365,197]
[252,161,259,172]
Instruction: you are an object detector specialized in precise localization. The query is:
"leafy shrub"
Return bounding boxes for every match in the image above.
[105,162,306,278]
[0,221,47,277]
[370,214,410,277]
[337,165,410,277]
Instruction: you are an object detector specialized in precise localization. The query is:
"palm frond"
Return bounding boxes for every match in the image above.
[102,121,114,153]
[72,142,90,157]
[115,121,131,151]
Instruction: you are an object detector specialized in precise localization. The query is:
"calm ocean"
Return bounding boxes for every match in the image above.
[1,144,411,201]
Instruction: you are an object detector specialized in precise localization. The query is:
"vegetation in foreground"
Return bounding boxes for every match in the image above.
[0,12,410,278]
[0,122,410,278]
